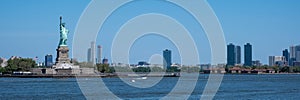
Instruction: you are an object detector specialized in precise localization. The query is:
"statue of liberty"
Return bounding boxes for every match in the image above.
[59,16,69,46]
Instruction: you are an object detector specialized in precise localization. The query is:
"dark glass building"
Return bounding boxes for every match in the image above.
[102,58,108,64]
[163,49,172,69]
[236,46,241,64]
[227,43,236,66]
[244,43,252,66]
[45,54,53,67]
[282,49,289,63]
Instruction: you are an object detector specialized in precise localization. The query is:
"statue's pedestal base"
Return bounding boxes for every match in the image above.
[52,63,79,69]
[52,63,80,74]
[55,46,70,64]
[53,45,80,73]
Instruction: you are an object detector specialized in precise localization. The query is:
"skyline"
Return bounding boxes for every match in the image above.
[0,0,300,65]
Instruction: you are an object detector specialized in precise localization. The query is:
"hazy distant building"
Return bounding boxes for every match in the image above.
[269,56,275,66]
[163,49,172,69]
[227,43,236,66]
[244,43,252,66]
[97,45,102,64]
[290,46,296,59]
[290,46,296,66]
[295,45,300,62]
[294,45,300,66]
[91,41,96,64]
[87,48,91,62]
[290,45,300,66]
[45,54,53,67]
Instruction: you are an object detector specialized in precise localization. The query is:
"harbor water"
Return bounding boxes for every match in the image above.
[0,74,299,99]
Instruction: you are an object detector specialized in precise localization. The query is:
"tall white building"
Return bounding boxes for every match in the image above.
[91,41,96,64]
[290,45,300,66]
[97,45,102,64]
[296,45,300,62]
[269,56,275,66]
[290,46,296,59]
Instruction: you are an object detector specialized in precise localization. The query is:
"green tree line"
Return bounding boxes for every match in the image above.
[95,65,203,73]
[226,65,300,73]
[0,58,37,73]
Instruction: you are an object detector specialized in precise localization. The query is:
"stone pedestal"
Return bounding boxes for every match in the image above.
[52,46,79,70]
[55,46,70,64]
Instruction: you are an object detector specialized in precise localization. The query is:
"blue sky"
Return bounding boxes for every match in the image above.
[0,0,299,65]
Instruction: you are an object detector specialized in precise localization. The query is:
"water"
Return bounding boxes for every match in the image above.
[0,74,300,100]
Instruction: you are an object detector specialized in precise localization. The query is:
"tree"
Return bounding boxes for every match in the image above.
[251,66,257,70]
[6,58,36,73]
[293,66,300,73]
[180,66,200,73]
[79,62,94,68]
[166,67,180,72]
[272,66,279,72]
[151,67,165,72]
[97,64,110,73]
[0,67,6,73]
[280,66,289,72]
[109,67,115,73]
[113,66,131,72]
[132,67,151,73]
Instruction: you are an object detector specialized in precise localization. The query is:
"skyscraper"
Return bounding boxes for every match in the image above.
[296,45,300,62]
[244,43,252,66]
[227,43,236,66]
[282,49,289,64]
[163,49,172,69]
[45,54,53,67]
[269,56,275,66]
[290,46,296,59]
[290,46,296,66]
[235,45,241,64]
[87,48,91,62]
[91,41,96,64]
[97,45,102,64]
[227,43,241,66]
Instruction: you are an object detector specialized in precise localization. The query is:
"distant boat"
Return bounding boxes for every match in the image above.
[127,73,180,77]
[141,77,147,80]
[135,77,147,80]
